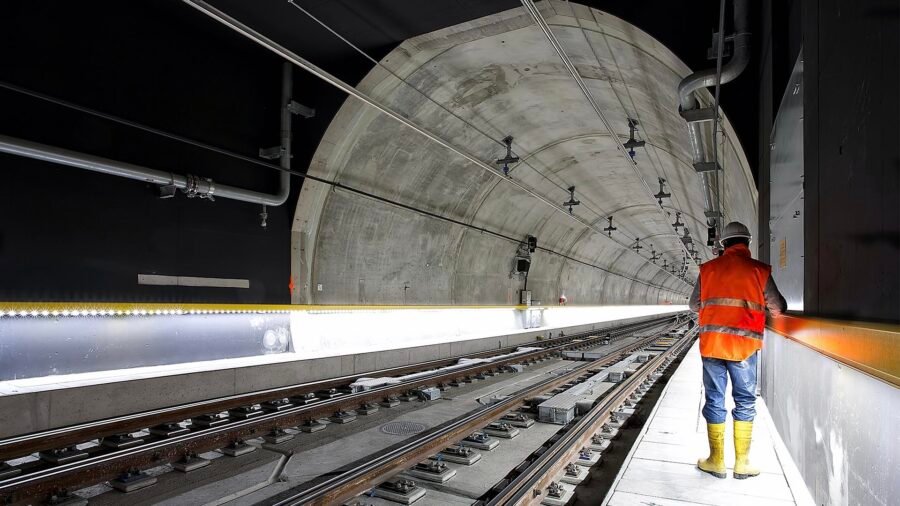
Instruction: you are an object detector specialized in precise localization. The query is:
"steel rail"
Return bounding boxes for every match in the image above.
[489,327,697,505]
[0,314,677,462]
[260,321,691,505]
[0,317,684,502]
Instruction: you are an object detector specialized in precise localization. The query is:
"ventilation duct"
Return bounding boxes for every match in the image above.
[678,0,750,241]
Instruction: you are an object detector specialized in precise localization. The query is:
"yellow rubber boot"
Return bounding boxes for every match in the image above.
[697,422,727,478]
[733,420,761,479]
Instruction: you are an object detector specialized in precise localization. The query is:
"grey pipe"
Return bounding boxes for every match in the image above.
[0,134,289,206]
[678,0,749,226]
[182,0,691,291]
[678,0,750,112]
[278,61,293,200]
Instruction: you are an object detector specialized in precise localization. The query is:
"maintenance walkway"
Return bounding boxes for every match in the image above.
[604,341,814,505]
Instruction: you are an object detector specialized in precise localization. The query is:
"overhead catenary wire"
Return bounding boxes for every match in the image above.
[0,84,679,294]
[520,0,698,280]
[711,0,728,232]
[183,0,690,293]
[286,1,596,205]
[284,0,674,277]
[571,2,712,264]
[0,80,279,173]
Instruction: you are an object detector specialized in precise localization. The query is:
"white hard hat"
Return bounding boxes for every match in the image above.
[719,221,752,245]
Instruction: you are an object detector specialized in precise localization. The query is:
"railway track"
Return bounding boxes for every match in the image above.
[258,318,695,505]
[486,326,698,505]
[0,313,687,504]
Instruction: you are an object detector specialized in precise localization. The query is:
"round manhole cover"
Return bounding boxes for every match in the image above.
[380,421,427,435]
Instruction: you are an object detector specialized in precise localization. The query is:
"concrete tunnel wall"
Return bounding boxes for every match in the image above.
[290,1,757,306]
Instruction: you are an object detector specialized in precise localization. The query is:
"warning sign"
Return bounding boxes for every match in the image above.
[779,238,787,269]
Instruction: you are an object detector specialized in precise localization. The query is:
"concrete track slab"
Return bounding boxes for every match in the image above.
[227,357,576,505]
[426,422,563,499]
[72,334,652,505]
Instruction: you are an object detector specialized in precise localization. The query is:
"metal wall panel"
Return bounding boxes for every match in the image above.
[762,329,899,505]
[0,314,291,381]
[768,51,805,309]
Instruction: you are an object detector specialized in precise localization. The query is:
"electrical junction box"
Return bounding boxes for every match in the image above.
[538,393,578,425]
[416,387,441,401]
[520,290,532,305]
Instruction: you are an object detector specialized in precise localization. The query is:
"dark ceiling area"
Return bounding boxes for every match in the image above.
[0,0,765,303]
[208,0,761,177]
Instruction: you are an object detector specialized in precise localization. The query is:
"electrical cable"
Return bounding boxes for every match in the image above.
[0,80,677,293]
[0,80,281,173]
[284,0,683,284]
[519,0,697,282]
[711,0,727,231]
[566,1,708,268]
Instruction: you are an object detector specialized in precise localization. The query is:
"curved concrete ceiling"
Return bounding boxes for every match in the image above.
[291,1,756,306]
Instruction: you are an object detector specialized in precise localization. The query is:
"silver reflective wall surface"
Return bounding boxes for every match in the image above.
[768,51,805,309]
[0,314,292,380]
[761,330,899,506]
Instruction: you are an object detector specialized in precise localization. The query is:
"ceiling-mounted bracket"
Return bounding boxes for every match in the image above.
[623,118,646,161]
[603,216,617,237]
[495,135,520,177]
[259,146,284,160]
[287,100,315,118]
[693,161,723,173]
[562,186,580,214]
[654,178,671,205]
[672,212,685,231]
[679,107,718,124]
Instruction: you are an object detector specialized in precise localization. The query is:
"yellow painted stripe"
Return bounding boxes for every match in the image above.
[0,302,531,313]
[768,314,900,388]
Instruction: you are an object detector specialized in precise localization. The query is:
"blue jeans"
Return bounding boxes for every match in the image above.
[701,352,758,423]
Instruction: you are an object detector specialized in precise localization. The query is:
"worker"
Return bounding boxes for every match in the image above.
[688,221,786,480]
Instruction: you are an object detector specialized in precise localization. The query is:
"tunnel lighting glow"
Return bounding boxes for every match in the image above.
[0,305,299,318]
[0,304,582,320]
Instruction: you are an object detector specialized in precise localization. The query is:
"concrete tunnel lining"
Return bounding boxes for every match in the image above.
[290,1,756,306]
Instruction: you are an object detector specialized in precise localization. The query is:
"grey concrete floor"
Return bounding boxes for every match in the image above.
[76,356,572,505]
[75,336,651,505]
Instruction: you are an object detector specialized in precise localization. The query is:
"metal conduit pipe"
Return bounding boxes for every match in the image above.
[678,0,750,112]
[182,0,691,292]
[677,0,750,229]
[0,64,293,209]
[276,61,293,203]
[0,134,290,206]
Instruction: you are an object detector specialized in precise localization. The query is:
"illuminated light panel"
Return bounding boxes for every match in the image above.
[0,307,304,317]
[0,303,577,319]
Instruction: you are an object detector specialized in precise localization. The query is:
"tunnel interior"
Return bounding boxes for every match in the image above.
[0,1,897,505]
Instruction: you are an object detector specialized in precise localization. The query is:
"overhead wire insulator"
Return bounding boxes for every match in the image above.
[654,177,671,205]
[562,185,580,214]
[681,227,693,246]
[495,135,519,177]
[672,211,684,231]
[622,118,645,162]
[603,216,617,237]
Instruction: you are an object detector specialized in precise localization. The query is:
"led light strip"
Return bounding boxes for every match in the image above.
[0,303,532,318]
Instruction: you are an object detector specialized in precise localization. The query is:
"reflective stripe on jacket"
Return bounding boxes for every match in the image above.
[698,243,771,361]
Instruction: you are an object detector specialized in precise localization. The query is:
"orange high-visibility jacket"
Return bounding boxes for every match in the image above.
[698,244,770,361]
